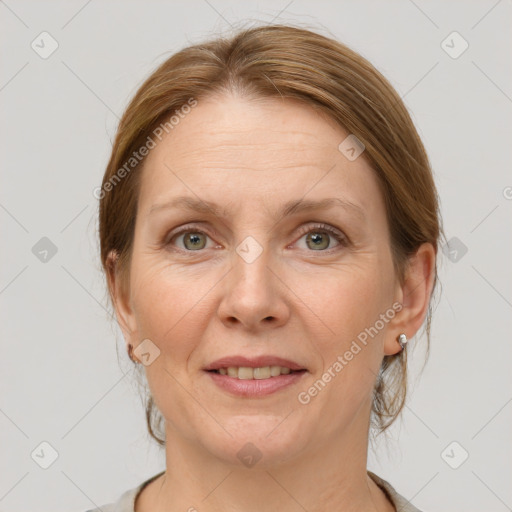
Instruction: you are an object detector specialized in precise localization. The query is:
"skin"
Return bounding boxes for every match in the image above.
[109,93,436,512]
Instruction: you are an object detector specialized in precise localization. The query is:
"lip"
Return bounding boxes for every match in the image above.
[206,370,307,397]
[203,355,306,371]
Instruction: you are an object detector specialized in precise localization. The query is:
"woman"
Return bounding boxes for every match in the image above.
[91,23,442,512]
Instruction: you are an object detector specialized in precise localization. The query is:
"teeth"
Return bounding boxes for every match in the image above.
[253,367,270,379]
[216,366,297,380]
[238,367,255,380]
[270,365,282,377]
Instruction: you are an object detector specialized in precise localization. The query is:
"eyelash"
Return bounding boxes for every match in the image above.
[294,223,348,250]
[165,222,349,253]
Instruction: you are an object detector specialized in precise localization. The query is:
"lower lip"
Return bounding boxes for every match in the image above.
[205,370,307,397]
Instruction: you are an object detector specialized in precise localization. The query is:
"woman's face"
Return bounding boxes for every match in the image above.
[114,94,406,466]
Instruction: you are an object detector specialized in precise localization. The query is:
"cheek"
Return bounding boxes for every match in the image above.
[130,258,214,363]
[307,263,388,341]
[129,259,215,432]
[320,284,385,378]
[304,263,391,398]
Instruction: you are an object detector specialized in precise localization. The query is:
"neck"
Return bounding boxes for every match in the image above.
[141,403,393,512]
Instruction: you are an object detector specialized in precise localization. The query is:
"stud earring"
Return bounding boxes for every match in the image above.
[397,333,408,351]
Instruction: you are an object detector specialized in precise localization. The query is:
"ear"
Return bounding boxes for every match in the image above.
[106,250,138,347]
[384,242,437,356]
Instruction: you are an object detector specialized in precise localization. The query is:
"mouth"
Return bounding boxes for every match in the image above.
[206,366,306,380]
[203,355,307,377]
[203,356,308,397]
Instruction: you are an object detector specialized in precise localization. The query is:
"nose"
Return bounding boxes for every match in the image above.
[217,244,290,332]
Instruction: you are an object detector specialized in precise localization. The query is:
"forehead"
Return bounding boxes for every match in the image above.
[151,95,345,166]
[138,94,381,218]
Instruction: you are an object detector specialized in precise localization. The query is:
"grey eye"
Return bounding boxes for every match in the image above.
[305,231,331,250]
[182,232,207,250]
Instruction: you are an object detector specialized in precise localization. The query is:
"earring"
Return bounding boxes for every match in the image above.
[397,333,408,351]
[127,343,138,363]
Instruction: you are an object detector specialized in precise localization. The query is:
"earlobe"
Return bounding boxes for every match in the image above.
[384,243,437,356]
[106,250,137,342]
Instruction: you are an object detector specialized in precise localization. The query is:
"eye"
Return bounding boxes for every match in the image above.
[294,223,348,252]
[167,227,215,251]
[165,222,349,253]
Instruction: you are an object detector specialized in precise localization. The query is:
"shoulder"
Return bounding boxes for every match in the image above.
[367,471,424,512]
[83,470,165,512]
[83,488,139,512]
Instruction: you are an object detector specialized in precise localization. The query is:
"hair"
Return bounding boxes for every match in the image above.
[99,23,444,447]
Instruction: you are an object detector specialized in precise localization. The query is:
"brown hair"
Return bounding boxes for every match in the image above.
[99,23,444,447]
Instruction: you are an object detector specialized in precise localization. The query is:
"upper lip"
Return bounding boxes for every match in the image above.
[204,355,306,371]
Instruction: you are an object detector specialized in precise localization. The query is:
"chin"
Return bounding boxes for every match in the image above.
[199,416,311,469]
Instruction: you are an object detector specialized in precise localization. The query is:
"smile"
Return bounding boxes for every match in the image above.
[211,365,300,379]
[205,368,307,397]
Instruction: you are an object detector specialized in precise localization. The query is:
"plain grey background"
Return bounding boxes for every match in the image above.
[1,1,511,511]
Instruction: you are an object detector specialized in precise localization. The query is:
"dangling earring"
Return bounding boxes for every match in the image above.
[397,333,408,351]
[127,343,138,363]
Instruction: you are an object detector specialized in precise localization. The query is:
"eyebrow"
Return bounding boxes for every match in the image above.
[147,195,366,222]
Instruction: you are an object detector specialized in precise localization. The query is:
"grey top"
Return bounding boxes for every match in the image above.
[86,470,422,512]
